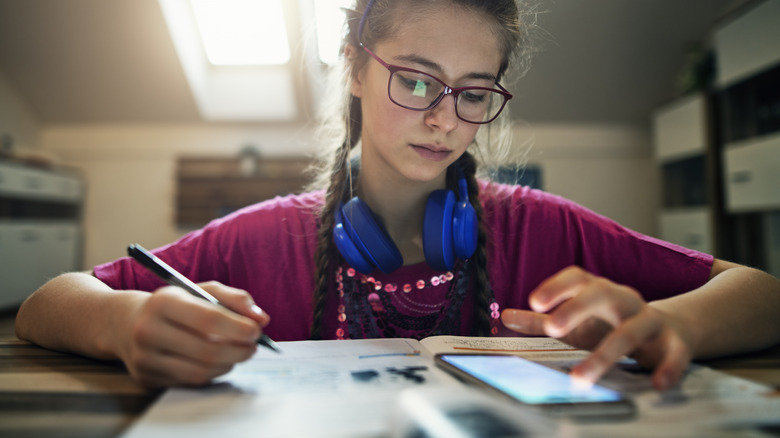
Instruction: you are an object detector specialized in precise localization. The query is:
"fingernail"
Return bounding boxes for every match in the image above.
[503,322,522,331]
[571,373,594,390]
[570,364,595,385]
[503,319,524,331]
[251,305,270,326]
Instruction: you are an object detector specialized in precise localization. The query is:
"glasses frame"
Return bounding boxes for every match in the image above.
[362,46,513,125]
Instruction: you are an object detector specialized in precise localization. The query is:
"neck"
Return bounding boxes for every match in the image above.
[356,169,446,266]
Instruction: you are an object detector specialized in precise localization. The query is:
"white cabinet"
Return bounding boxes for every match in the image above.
[652,92,720,255]
[0,222,82,307]
[0,163,83,201]
[714,0,780,277]
[0,161,83,309]
[658,208,713,254]
[723,133,780,212]
[653,94,708,162]
[715,0,780,88]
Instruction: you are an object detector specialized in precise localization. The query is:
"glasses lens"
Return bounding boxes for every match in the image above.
[388,70,506,123]
[388,70,445,110]
[456,89,506,123]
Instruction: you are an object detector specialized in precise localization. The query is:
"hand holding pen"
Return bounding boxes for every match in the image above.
[128,244,280,353]
[122,244,279,387]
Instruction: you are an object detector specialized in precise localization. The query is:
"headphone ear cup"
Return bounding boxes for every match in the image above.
[452,199,477,260]
[334,198,403,274]
[423,190,456,271]
[334,207,375,275]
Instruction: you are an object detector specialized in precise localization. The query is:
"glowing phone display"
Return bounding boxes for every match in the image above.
[435,354,634,417]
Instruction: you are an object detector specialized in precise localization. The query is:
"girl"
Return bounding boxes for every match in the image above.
[15,0,780,390]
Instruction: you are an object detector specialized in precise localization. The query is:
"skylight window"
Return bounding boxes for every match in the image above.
[314,0,351,64]
[190,0,290,65]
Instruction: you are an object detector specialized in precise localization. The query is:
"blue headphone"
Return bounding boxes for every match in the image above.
[333,174,477,274]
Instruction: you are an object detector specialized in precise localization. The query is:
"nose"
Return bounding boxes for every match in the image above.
[424,93,459,132]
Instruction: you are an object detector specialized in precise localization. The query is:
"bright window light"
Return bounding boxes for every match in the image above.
[190,0,290,65]
[315,0,351,64]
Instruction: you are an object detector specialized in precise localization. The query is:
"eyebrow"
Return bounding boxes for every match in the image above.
[394,53,498,82]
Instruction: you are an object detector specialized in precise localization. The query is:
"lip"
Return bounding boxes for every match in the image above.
[411,143,452,162]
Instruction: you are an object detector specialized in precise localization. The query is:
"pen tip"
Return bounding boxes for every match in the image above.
[259,334,282,353]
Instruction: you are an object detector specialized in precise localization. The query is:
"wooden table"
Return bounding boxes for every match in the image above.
[0,338,161,438]
[1,336,779,438]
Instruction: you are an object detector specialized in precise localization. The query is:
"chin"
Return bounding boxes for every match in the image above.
[400,165,450,186]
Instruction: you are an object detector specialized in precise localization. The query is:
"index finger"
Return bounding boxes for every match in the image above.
[157,287,261,344]
[529,266,593,313]
[570,308,662,384]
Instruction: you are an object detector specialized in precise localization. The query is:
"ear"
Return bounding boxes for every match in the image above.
[344,43,364,98]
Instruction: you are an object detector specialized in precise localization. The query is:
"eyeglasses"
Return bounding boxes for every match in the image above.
[362,47,512,124]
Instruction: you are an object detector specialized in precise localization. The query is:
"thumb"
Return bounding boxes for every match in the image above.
[501,308,547,336]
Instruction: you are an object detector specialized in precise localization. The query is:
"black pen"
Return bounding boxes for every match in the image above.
[127,243,281,353]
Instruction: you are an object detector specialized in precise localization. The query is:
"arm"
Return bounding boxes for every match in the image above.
[653,259,780,358]
[15,271,269,387]
[501,260,780,390]
[15,271,143,361]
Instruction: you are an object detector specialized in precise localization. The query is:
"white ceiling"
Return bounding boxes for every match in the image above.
[0,0,751,127]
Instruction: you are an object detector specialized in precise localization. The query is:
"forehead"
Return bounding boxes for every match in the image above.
[375,5,503,80]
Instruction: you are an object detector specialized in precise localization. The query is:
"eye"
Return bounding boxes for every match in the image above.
[460,89,488,104]
[396,73,431,96]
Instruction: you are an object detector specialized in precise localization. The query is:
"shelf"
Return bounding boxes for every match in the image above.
[0,161,83,203]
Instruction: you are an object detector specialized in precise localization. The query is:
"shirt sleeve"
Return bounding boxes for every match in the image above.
[93,192,322,296]
[93,215,237,293]
[482,183,714,307]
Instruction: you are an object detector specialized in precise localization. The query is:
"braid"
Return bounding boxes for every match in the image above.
[309,158,345,340]
[454,152,493,336]
[310,96,362,339]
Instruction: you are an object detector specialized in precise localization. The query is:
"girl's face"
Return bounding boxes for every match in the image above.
[351,6,503,188]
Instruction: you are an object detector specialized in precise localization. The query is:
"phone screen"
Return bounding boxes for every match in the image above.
[436,354,633,416]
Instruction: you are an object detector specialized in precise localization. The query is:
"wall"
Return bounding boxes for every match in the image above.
[41,122,658,270]
[41,123,319,268]
[0,71,40,152]
[516,123,659,237]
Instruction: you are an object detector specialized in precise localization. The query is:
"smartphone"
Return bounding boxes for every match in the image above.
[435,353,635,418]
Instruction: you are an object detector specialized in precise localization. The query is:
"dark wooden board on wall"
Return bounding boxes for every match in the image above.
[176,156,313,229]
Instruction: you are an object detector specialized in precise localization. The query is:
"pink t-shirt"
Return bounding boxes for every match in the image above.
[94,183,713,341]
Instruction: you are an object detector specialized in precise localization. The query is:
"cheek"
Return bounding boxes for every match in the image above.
[363,93,416,134]
[455,124,480,149]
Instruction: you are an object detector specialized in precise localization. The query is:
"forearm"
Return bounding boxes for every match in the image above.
[651,264,780,359]
[14,272,145,361]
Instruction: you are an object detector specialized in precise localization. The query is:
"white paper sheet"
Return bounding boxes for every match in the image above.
[121,339,458,438]
[122,337,780,438]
